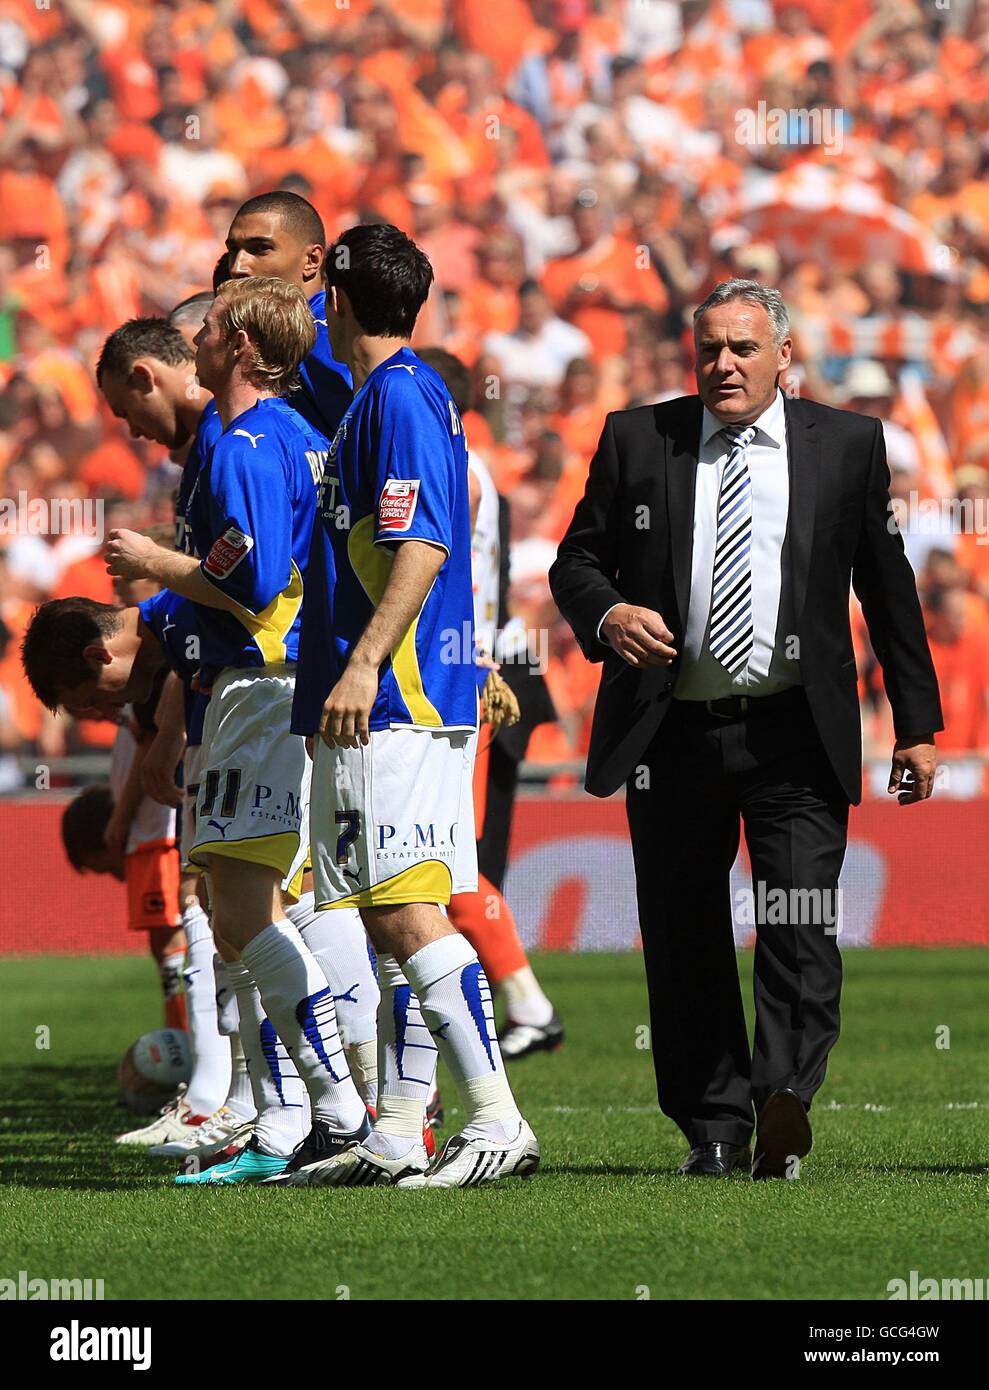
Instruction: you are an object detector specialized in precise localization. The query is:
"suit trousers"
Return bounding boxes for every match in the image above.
[624,687,850,1148]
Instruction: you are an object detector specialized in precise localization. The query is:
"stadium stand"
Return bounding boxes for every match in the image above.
[0,0,987,783]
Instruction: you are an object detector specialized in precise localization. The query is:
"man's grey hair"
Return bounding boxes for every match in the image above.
[693,279,790,348]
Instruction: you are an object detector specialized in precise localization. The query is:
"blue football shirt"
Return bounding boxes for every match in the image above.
[185,396,328,683]
[289,289,353,440]
[175,399,223,557]
[292,346,477,736]
[138,589,209,744]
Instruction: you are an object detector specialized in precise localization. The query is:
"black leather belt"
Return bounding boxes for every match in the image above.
[671,686,807,722]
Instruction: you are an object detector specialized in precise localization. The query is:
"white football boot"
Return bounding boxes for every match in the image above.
[115,1095,208,1147]
[147,1106,255,1160]
[396,1120,540,1188]
[280,1139,431,1187]
[497,1011,565,1060]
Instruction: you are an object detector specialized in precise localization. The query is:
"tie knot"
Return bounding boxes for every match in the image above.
[723,424,756,450]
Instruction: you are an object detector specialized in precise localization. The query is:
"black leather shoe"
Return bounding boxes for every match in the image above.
[677,1141,751,1177]
[752,1088,812,1180]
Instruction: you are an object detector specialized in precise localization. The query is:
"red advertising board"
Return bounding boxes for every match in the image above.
[0,795,985,954]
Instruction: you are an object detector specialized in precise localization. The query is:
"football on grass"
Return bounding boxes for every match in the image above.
[118,1029,192,1114]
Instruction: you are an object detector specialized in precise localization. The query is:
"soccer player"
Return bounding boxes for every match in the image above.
[415,348,565,1058]
[96,318,243,1152]
[221,192,389,1128]
[102,277,373,1184]
[25,590,261,1156]
[98,279,372,1184]
[289,223,539,1188]
[95,303,381,1176]
[223,189,352,438]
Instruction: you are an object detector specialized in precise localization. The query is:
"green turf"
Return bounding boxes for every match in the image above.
[1,950,987,1300]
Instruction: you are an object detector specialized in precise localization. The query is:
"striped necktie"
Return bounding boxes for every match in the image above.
[708,423,757,677]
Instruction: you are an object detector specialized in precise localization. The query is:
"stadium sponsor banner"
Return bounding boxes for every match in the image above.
[0,801,134,955]
[0,794,985,953]
[504,797,989,952]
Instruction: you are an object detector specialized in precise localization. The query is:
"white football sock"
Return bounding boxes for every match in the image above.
[500,965,555,1028]
[226,959,307,1157]
[288,894,380,1107]
[213,956,240,1036]
[287,894,380,1049]
[240,921,366,1134]
[159,947,185,1009]
[403,933,522,1144]
[363,953,437,1160]
[181,903,230,1116]
[224,1032,256,1121]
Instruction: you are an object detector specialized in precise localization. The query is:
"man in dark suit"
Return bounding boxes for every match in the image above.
[549,280,942,1179]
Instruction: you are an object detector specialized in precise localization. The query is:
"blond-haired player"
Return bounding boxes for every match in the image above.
[104,277,370,1184]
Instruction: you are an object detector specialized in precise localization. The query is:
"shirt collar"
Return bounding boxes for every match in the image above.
[701,387,785,449]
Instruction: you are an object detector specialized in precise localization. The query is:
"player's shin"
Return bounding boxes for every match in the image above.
[224,1030,255,1121]
[363,952,439,1157]
[239,921,367,1134]
[211,956,256,1118]
[159,946,187,1031]
[181,900,231,1116]
[286,894,380,1108]
[213,955,240,1036]
[225,959,308,1157]
[402,931,522,1143]
[448,879,555,1026]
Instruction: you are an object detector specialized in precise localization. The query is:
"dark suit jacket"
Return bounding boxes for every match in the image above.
[549,393,943,804]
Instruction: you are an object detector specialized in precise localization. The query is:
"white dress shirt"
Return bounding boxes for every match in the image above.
[674,387,802,700]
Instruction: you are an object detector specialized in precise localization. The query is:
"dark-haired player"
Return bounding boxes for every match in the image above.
[21,580,372,1180]
[288,224,538,1189]
[224,189,352,439]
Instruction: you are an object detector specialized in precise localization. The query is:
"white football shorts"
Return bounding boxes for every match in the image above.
[310,725,478,910]
[189,664,310,900]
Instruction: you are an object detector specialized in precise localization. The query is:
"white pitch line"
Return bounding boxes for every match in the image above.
[525,1102,984,1115]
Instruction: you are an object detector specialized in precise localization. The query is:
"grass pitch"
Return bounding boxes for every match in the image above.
[1,950,987,1301]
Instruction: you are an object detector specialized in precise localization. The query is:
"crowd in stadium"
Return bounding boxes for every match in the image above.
[1,0,988,788]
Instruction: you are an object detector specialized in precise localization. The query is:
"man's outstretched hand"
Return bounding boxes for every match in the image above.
[888,735,937,804]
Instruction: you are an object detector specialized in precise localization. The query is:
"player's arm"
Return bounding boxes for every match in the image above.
[108,434,292,616]
[319,381,458,750]
[106,534,247,615]
[104,733,148,852]
[141,672,187,809]
[318,539,447,750]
